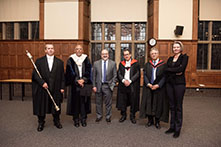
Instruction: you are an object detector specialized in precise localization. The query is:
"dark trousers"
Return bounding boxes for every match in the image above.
[38,114,60,124]
[147,115,159,123]
[73,95,87,122]
[166,83,185,132]
[120,86,136,118]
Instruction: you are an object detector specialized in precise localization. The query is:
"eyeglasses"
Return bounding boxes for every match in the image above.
[123,54,130,56]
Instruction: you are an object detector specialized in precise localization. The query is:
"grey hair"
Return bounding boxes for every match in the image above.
[150,47,159,53]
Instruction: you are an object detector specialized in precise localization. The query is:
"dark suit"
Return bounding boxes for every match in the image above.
[93,59,117,119]
[166,53,189,132]
[32,55,65,124]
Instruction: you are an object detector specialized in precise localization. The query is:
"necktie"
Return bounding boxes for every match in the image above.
[151,61,156,84]
[103,61,106,83]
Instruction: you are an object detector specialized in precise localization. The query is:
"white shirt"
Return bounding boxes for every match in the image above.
[102,59,108,83]
[152,58,159,83]
[122,59,132,83]
[70,53,87,78]
[46,55,54,72]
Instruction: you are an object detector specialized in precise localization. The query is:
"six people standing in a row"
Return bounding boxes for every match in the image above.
[32,41,188,139]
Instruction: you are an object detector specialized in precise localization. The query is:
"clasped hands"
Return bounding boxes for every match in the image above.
[147,83,159,90]
[124,80,131,87]
[77,79,85,87]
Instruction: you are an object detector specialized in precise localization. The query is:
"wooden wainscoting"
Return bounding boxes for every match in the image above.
[0,40,89,79]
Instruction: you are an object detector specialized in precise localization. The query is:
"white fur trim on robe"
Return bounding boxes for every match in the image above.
[70,53,87,78]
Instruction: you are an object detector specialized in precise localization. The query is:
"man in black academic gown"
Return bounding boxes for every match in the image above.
[140,47,169,129]
[116,49,140,124]
[32,44,65,132]
[65,44,92,127]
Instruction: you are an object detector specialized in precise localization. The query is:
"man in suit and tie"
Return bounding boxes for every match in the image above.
[92,49,117,123]
[32,44,65,132]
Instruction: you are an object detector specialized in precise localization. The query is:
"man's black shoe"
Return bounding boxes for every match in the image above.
[165,128,175,134]
[119,116,126,123]
[54,122,62,129]
[37,124,44,132]
[74,121,80,128]
[145,120,154,127]
[173,131,180,138]
[106,118,111,123]
[81,120,87,127]
[95,117,102,123]
[155,122,161,129]
[130,118,136,124]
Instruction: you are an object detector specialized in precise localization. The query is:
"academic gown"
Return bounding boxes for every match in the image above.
[140,60,169,122]
[116,59,140,112]
[32,56,65,116]
[65,56,92,116]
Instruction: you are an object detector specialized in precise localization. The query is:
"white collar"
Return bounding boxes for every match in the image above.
[125,59,131,67]
[70,53,87,65]
[46,55,54,60]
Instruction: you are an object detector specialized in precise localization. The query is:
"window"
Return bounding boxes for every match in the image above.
[135,43,146,68]
[91,43,102,64]
[135,23,146,40]
[197,21,221,70]
[91,23,102,41]
[105,23,115,40]
[91,22,147,67]
[198,21,209,41]
[197,44,208,69]
[104,43,115,61]
[211,44,221,69]
[121,23,132,40]
[0,21,39,40]
[6,22,14,40]
[212,22,221,41]
[31,22,39,40]
[20,22,28,40]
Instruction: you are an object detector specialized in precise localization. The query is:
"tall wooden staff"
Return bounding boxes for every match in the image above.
[26,50,60,111]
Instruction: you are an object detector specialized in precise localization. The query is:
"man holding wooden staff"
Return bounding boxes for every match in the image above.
[32,44,65,132]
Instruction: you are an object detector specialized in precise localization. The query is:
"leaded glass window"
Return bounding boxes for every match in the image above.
[121,23,132,40]
[6,22,14,40]
[92,23,102,40]
[135,43,146,68]
[104,43,115,61]
[135,23,146,40]
[105,23,115,40]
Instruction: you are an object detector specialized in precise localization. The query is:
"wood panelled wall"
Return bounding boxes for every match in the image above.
[0,40,89,80]
[156,40,221,88]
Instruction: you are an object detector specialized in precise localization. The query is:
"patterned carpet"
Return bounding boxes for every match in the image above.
[0,93,221,147]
